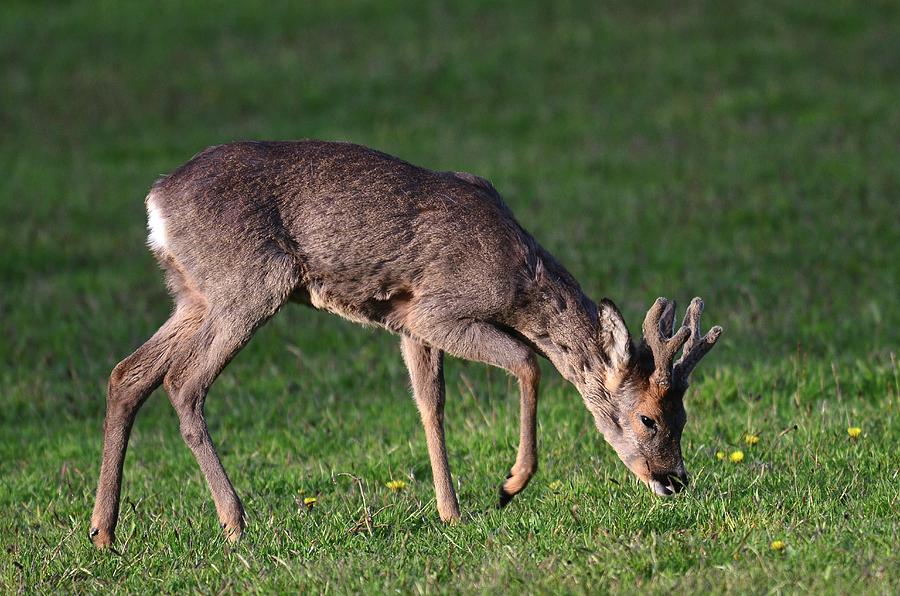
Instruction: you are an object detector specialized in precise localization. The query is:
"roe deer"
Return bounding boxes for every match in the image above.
[90,140,722,547]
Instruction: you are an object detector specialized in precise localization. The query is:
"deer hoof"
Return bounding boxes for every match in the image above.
[498,466,534,508]
[222,523,244,544]
[498,471,517,508]
[498,485,515,508]
[89,527,114,548]
[437,504,461,524]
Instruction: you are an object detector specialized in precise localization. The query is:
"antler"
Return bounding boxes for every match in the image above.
[673,297,723,386]
[641,298,691,387]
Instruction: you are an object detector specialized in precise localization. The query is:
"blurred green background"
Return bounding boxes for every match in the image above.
[1,1,897,593]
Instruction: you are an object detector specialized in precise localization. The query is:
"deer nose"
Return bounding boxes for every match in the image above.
[649,470,689,496]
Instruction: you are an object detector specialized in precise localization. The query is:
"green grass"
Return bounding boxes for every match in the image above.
[1,0,898,593]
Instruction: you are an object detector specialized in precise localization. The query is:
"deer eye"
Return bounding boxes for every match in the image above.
[640,415,657,430]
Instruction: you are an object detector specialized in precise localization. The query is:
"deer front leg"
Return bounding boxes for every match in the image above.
[405,318,541,509]
[499,350,540,507]
[400,335,460,522]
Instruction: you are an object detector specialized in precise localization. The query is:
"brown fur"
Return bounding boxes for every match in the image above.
[89,140,722,546]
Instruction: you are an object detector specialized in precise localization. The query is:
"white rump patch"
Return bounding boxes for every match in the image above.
[146,193,168,251]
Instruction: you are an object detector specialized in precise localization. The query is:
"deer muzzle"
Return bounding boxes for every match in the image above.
[648,467,689,496]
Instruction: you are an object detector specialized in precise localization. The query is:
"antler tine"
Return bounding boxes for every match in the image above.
[673,297,723,385]
[641,298,691,386]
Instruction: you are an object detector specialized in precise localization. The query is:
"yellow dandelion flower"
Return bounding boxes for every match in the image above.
[303,496,317,508]
[770,540,786,551]
[716,451,726,461]
[385,479,407,492]
[847,426,862,439]
[548,480,563,492]
[744,433,760,446]
[729,450,744,464]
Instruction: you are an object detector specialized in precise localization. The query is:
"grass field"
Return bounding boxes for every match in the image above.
[1,0,898,593]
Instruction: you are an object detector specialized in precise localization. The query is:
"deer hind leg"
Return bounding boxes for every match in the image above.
[406,317,541,511]
[161,283,292,542]
[90,301,206,547]
[400,335,459,522]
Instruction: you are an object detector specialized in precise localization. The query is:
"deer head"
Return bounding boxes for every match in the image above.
[590,297,722,496]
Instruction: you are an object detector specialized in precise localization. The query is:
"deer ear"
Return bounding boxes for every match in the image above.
[599,298,633,372]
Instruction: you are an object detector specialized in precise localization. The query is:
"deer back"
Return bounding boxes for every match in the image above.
[150,140,542,330]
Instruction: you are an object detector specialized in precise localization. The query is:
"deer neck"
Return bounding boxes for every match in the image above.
[513,266,604,395]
